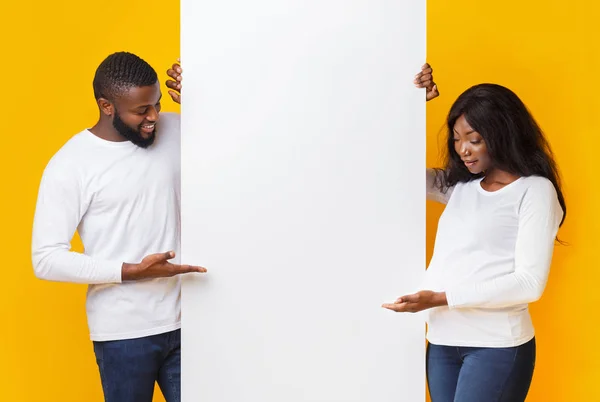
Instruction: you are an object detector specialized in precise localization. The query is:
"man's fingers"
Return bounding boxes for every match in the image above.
[152,251,175,262]
[167,68,182,81]
[167,68,179,80]
[169,91,181,104]
[143,251,175,265]
[187,265,207,273]
[166,80,181,91]
[172,264,207,274]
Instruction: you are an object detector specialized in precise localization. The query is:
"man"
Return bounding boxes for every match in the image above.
[31,51,205,402]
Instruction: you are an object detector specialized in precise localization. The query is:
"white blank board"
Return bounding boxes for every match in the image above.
[181,1,426,401]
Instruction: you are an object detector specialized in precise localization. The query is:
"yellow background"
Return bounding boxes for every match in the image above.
[426,1,600,401]
[0,0,180,400]
[0,0,597,401]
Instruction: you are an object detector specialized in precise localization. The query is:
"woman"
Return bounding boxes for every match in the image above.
[383,72,566,401]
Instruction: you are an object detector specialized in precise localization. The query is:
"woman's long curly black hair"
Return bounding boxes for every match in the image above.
[435,83,566,226]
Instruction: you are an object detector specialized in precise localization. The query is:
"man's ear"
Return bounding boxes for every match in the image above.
[97,97,114,117]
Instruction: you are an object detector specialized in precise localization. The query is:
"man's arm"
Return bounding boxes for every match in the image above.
[31,158,206,284]
[31,159,123,283]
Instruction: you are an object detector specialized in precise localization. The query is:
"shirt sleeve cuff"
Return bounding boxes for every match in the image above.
[445,289,463,309]
[99,260,123,283]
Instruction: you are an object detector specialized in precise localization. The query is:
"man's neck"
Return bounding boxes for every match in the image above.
[89,118,126,142]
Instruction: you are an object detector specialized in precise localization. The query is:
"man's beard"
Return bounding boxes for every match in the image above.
[113,109,156,148]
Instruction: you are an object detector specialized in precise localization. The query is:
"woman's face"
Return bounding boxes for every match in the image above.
[453,115,492,174]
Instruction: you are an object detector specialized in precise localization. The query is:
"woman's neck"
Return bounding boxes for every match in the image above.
[481,168,521,191]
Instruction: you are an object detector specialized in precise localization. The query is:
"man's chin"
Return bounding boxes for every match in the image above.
[137,135,156,148]
[128,131,156,148]
[140,128,156,139]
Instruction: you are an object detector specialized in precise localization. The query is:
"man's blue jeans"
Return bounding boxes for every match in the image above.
[426,337,536,402]
[93,329,181,402]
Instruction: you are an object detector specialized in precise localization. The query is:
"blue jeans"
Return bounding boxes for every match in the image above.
[93,329,181,402]
[426,337,536,402]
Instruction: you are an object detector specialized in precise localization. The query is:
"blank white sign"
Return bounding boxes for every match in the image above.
[181,1,426,401]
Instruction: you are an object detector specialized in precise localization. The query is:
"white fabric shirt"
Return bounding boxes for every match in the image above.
[32,113,182,341]
[424,169,563,347]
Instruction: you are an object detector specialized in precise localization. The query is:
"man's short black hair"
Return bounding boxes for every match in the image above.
[93,52,158,100]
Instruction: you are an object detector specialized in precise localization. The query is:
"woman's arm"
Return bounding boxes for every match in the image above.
[445,179,563,309]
